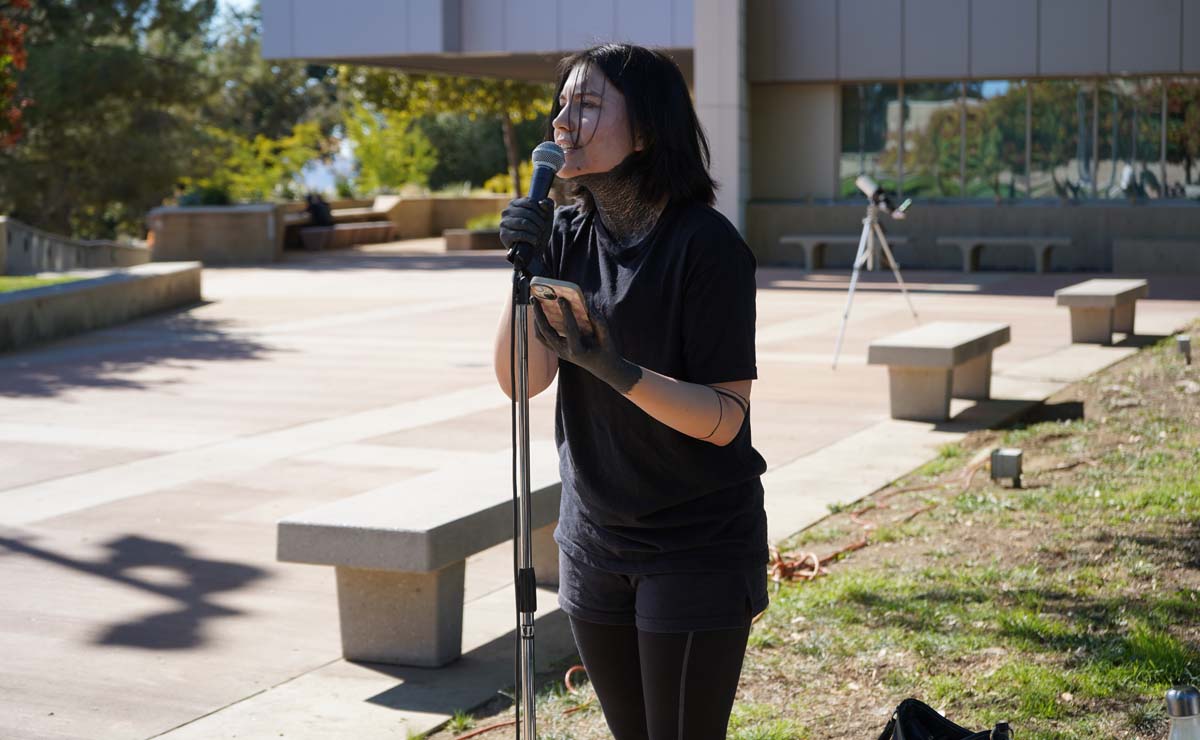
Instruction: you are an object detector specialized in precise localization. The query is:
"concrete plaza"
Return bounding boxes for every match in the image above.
[2,240,1198,739]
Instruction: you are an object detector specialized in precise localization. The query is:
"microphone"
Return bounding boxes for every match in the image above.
[528,141,565,203]
[509,142,565,274]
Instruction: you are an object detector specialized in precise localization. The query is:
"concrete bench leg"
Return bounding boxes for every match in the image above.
[959,244,982,273]
[531,521,559,588]
[886,366,953,422]
[334,560,465,667]
[1033,244,1053,273]
[803,243,823,271]
[951,352,993,399]
[1113,301,1136,334]
[1068,307,1114,344]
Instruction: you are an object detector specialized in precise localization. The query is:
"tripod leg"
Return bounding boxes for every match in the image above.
[832,221,873,369]
[873,222,919,322]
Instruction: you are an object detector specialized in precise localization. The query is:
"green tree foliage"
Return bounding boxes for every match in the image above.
[184,121,324,203]
[345,67,553,196]
[342,100,436,193]
[201,4,340,142]
[1166,80,1200,185]
[0,0,31,149]
[0,0,219,238]
[0,0,340,238]
[416,112,544,190]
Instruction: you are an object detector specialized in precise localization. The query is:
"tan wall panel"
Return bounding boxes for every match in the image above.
[750,83,839,199]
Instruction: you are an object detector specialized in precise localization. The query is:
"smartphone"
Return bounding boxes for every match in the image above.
[529,276,595,338]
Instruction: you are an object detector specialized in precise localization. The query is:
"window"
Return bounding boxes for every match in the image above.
[839,76,1200,200]
[902,82,963,198]
[1165,78,1200,198]
[838,84,900,199]
[965,80,1028,200]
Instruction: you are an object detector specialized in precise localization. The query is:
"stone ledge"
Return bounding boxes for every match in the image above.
[0,262,202,352]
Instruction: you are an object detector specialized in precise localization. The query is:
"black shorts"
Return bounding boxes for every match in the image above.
[557,549,770,633]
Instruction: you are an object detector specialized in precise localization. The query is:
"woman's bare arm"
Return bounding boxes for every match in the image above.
[493,289,560,400]
[623,374,751,447]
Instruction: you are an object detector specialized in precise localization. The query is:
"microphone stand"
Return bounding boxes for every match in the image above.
[508,249,539,740]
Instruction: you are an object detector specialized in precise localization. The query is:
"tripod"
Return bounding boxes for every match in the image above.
[831,203,919,369]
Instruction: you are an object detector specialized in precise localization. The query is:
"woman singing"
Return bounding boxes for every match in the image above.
[492,43,768,740]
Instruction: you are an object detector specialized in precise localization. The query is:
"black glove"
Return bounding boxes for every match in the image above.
[500,197,554,274]
[531,296,642,394]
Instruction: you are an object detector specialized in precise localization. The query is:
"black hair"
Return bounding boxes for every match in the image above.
[547,43,717,210]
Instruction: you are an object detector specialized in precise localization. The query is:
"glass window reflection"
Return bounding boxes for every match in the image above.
[838,84,900,199]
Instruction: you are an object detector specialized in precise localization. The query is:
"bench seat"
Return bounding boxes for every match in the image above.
[1054,278,1149,344]
[936,235,1070,273]
[299,221,396,251]
[277,443,561,667]
[867,321,1011,421]
[778,233,908,271]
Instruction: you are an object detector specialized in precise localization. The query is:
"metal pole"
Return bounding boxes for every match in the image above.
[1091,81,1099,199]
[897,81,906,198]
[960,81,967,196]
[1025,82,1033,197]
[511,271,537,740]
[1161,80,1168,195]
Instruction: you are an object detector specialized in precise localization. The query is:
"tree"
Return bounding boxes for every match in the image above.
[1166,80,1200,187]
[345,67,553,197]
[184,121,324,203]
[342,100,436,193]
[0,0,220,238]
[0,0,31,149]
[201,3,341,143]
[416,112,544,190]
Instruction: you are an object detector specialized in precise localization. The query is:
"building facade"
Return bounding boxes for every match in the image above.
[263,0,1200,271]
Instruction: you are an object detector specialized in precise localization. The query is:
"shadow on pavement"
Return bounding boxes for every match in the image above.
[0,533,268,650]
[349,608,576,718]
[0,307,275,398]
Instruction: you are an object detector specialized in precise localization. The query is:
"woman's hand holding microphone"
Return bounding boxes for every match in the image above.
[500,197,554,276]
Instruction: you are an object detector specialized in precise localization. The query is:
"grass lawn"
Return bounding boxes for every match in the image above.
[0,275,85,293]
[424,324,1200,740]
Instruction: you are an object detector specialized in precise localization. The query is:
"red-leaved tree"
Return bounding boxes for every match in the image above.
[0,0,31,149]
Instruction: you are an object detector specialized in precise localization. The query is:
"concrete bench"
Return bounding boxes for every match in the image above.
[867,321,1011,422]
[277,444,561,667]
[936,235,1070,273]
[778,233,908,271]
[299,221,396,251]
[1054,278,1149,344]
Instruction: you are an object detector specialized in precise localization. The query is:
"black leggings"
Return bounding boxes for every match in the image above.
[569,616,751,740]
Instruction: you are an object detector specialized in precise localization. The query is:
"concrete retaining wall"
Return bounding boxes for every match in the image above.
[0,262,202,352]
[147,205,285,265]
[372,195,508,240]
[747,201,1200,272]
[0,217,151,276]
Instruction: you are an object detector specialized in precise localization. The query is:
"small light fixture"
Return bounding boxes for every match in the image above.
[990,448,1023,488]
[1179,335,1192,365]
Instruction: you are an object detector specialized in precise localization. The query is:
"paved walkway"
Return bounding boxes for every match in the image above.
[2,240,1198,739]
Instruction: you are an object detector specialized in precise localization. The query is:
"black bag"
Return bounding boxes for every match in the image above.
[876,698,1012,740]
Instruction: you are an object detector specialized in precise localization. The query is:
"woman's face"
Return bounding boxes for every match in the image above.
[552,63,640,179]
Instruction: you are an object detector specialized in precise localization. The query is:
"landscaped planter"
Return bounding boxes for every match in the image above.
[443,229,502,251]
[0,262,202,352]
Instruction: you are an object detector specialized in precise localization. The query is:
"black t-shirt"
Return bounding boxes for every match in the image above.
[544,200,769,574]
